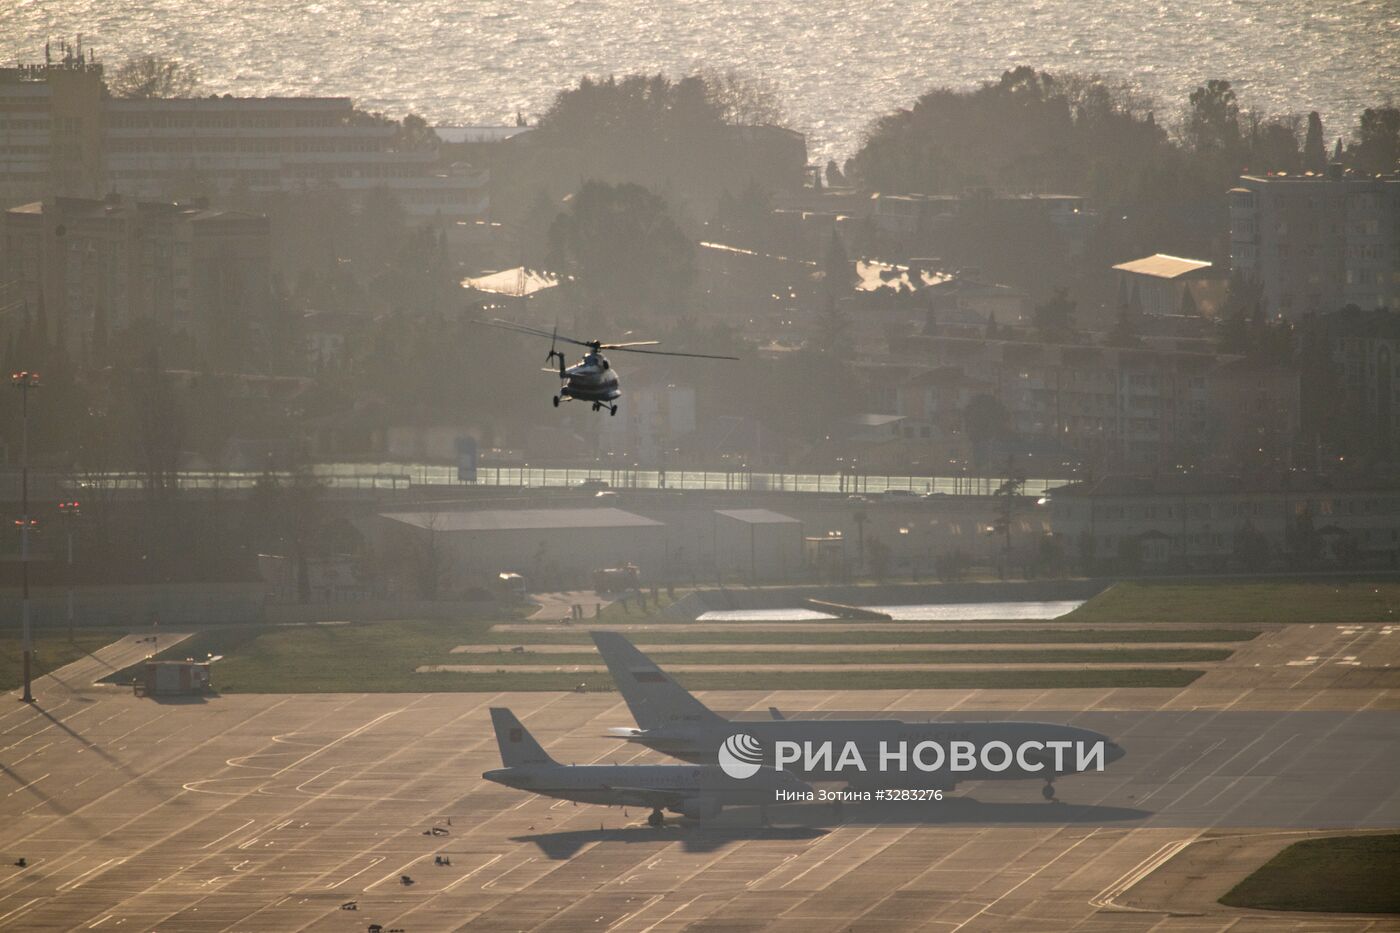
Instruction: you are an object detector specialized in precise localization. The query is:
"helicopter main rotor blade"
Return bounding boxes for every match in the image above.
[599,341,661,349]
[609,346,739,360]
[473,318,596,349]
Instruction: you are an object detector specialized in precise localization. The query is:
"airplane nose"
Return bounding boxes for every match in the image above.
[1105,742,1126,763]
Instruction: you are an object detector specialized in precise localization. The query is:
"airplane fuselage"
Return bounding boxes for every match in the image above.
[483,762,807,812]
[616,719,1123,787]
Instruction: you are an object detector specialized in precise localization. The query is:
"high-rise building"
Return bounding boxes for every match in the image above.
[0,51,488,221]
[1229,171,1400,320]
[104,97,487,220]
[2,195,271,362]
[0,43,107,204]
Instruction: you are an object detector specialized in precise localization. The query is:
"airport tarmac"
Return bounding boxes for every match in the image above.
[0,624,1397,932]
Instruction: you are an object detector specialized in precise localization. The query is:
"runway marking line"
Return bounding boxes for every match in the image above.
[4,772,49,798]
[56,857,127,893]
[945,829,1101,933]
[199,818,255,850]
[606,894,664,931]
[0,896,43,926]
[1089,836,1197,911]
[441,853,502,892]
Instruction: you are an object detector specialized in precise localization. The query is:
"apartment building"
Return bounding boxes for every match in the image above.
[1230,170,1400,319]
[1300,305,1400,456]
[2,195,270,359]
[104,97,488,220]
[1048,473,1400,571]
[0,51,487,221]
[889,335,1230,469]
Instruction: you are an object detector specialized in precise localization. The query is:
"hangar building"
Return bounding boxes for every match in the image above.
[377,507,664,590]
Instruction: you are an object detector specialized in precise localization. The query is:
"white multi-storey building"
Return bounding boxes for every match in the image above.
[104,97,488,220]
[1,52,488,221]
[1230,170,1400,320]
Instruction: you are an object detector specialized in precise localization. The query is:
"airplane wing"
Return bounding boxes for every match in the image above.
[600,785,688,809]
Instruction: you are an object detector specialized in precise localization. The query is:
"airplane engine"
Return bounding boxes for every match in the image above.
[678,797,722,820]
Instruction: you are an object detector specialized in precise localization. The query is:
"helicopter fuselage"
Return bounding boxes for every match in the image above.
[558,352,621,407]
[476,317,734,416]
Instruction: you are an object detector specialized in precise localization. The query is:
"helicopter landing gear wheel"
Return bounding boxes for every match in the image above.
[552,396,559,408]
[1042,782,1056,801]
[647,809,664,828]
[609,405,617,416]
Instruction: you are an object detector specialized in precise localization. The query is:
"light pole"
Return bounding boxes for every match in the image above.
[12,371,40,703]
[58,499,80,642]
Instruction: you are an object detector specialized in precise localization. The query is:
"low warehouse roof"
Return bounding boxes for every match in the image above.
[380,507,663,532]
[715,508,801,525]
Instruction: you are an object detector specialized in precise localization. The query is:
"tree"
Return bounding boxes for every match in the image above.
[518,188,560,270]
[1303,111,1327,172]
[852,510,869,570]
[394,113,438,151]
[1233,520,1270,571]
[813,293,850,355]
[109,55,201,98]
[962,393,1009,470]
[1184,80,1241,158]
[700,68,788,126]
[823,231,853,297]
[532,74,737,202]
[547,181,695,320]
[989,462,1025,578]
[1106,305,1142,347]
[1244,113,1301,173]
[1348,107,1400,175]
[1032,287,1077,343]
[1217,271,1258,354]
[868,537,891,582]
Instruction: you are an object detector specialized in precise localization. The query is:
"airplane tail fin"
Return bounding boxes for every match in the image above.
[489,708,557,767]
[590,631,725,731]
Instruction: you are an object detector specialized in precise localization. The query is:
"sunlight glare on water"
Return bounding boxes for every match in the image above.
[2,0,1396,162]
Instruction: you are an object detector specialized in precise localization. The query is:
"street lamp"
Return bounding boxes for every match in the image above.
[11,370,40,703]
[58,499,80,641]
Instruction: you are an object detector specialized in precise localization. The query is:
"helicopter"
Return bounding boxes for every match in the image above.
[476,318,738,415]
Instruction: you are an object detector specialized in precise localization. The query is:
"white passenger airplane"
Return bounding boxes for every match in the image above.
[590,632,1125,800]
[483,708,812,826]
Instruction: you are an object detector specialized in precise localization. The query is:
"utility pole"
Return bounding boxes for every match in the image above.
[12,371,40,703]
[58,499,80,641]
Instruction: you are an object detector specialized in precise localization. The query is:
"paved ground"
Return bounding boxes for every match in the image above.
[0,622,1396,932]
[420,662,1218,673]
[528,592,614,622]
[449,643,1240,654]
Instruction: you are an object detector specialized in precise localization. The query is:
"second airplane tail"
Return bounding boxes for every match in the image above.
[591,630,725,731]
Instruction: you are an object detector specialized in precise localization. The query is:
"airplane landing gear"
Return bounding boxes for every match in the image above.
[609,404,618,416]
[552,395,560,408]
[1042,781,1057,801]
[647,809,664,828]
[592,402,601,412]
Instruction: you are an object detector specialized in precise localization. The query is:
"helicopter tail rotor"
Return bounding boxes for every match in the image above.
[546,324,566,379]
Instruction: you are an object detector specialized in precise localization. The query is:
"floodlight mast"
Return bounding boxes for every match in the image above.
[11,371,40,703]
